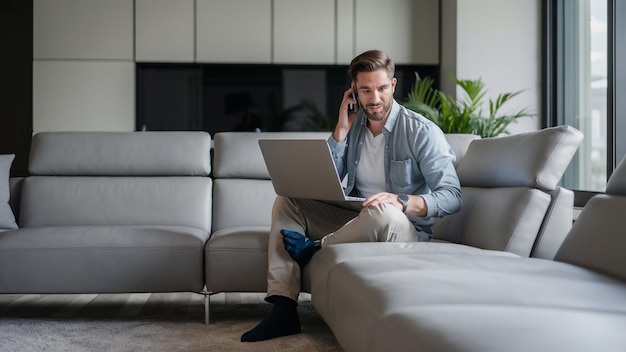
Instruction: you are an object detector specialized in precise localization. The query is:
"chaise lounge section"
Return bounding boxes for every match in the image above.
[325,155,626,351]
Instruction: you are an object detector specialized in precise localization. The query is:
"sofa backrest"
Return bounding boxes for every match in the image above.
[555,155,626,282]
[211,132,330,233]
[444,134,481,168]
[210,132,478,234]
[434,126,584,256]
[20,132,212,232]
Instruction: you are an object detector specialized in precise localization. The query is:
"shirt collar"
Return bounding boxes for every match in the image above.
[384,100,400,132]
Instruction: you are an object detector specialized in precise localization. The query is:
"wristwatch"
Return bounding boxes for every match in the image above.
[397,194,410,213]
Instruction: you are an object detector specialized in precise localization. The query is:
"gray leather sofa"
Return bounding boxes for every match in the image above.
[5,126,622,351]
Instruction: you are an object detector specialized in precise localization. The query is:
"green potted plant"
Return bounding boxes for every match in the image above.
[402,73,534,138]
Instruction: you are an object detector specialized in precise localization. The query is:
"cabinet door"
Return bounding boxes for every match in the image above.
[33,61,135,133]
[196,0,272,63]
[136,67,203,131]
[33,0,133,60]
[355,0,439,65]
[135,0,194,62]
[273,0,335,64]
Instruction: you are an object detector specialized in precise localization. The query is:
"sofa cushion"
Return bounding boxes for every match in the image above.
[204,227,270,292]
[306,242,518,316]
[443,133,481,168]
[433,186,551,256]
[29,132,211,176]
[8,178,23,223]
[456,125,583,191]
[212,132,330,179]
[0,155,18,232]
[20,176,212,232]
[0,225,209,293]
[212,178,275,232]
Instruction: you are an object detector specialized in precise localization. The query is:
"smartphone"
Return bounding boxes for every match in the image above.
[348,91,358,115]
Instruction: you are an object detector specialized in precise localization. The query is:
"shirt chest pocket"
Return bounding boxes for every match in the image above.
[389,159,414,187]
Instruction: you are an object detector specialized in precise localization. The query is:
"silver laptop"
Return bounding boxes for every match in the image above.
[258,139,365,202]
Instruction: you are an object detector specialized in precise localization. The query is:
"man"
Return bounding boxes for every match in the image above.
[241,50,462,342]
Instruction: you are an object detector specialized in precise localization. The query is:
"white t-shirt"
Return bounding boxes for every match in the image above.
[355,129,386,198]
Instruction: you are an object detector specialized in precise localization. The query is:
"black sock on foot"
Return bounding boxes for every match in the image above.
[241,296,301,342]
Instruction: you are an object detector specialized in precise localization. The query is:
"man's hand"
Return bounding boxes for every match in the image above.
[362,192,428,217]
[281,229,320,267]
[362,192,402,209]
[332,87,359,142]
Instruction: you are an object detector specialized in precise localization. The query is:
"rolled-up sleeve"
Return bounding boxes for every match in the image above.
[415,128,462,218]
[327,135,348,179]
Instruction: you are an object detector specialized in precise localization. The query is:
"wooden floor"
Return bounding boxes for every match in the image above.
[0,292,309,319]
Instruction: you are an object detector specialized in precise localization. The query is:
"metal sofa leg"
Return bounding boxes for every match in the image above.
[200,290,213,325]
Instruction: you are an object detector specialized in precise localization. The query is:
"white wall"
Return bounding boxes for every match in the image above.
[441,0,542,134]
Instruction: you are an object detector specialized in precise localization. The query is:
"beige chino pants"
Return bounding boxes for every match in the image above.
[266,196,419,301]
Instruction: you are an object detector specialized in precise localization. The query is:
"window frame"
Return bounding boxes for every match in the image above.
[543,0,625,206]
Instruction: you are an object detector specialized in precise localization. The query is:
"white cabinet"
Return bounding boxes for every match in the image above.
[135,0,195,62]
[355,0,439,65]
[196,0,272,63]
[273,0,335,64]
[33,0,133,60]
[33,61,135,133]
[33,0,135,132]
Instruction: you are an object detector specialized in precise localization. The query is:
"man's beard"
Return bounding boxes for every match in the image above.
[364,100,393,121]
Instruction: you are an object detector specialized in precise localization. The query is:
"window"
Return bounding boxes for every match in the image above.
[545,0,626,205]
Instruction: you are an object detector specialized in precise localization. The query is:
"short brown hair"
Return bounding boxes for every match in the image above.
[348,50,395,82]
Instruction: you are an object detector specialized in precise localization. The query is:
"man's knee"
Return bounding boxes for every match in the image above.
[359,203,417,242]
[360,203,405,225]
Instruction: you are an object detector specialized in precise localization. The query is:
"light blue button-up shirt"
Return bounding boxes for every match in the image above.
[327,100,462,240]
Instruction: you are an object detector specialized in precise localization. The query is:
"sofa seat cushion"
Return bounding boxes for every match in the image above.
[0,226,209,293]
[373,305,626,352]
[306,242,518,312]
[204,226,270,292]
[311,250,626,352]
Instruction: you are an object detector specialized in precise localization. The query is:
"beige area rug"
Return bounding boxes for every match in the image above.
[0,292,343,352]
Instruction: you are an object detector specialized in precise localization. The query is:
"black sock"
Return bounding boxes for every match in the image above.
[240,296,301,342]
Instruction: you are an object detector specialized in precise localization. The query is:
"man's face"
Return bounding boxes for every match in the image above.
[354,69,397,122]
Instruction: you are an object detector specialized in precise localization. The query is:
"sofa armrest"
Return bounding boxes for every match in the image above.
[530,186,574,259]
[434,126,583,256]
[555,155,626,281]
